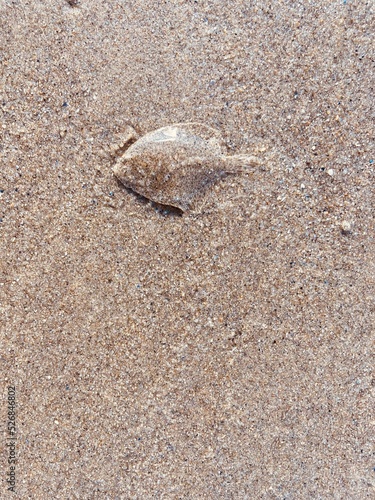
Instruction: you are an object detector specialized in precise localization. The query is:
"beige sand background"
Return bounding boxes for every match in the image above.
[1,0,374,498]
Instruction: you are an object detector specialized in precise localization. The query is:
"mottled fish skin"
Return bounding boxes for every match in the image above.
[112,123,260,212]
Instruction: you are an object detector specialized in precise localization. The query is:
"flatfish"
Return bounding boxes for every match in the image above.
[112,122,260,212]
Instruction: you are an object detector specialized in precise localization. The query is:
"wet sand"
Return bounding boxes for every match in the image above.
[1,1,374,497]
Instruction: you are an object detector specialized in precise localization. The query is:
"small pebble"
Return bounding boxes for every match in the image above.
[341,220,352,234]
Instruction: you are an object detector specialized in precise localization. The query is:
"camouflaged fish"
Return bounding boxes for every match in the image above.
[112,122,260,212]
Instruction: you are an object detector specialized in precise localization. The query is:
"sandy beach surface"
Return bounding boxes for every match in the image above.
[1,0,374,497]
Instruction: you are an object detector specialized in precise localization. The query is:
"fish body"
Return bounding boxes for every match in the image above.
[113,123,260,211]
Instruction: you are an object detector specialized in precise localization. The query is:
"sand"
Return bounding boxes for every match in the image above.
[1,0,374,498]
